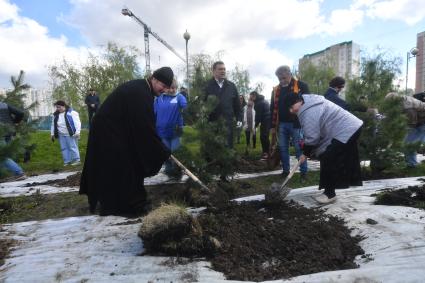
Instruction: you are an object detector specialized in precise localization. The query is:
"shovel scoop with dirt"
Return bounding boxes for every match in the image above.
[264,159,302,203]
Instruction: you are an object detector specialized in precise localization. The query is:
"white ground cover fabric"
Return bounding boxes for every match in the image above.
[1,176,425,282]
[0,157,320,198]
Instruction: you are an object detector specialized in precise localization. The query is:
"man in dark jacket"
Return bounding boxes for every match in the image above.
[85,88,101,127]
[204,61,241,148]
[249,91,271,160]
[270,65,309,180]
[79,67,173,216]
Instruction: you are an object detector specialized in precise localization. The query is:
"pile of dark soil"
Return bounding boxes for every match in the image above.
[24,172,81,187]
[236,157,271,173]
[374,183,425,209]
[141,201,364,281]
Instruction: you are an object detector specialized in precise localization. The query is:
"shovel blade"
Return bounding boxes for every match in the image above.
[265,182,291,203]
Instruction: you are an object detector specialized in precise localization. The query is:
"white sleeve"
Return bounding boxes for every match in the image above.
[50,115,55,136]
[72,111,81,134]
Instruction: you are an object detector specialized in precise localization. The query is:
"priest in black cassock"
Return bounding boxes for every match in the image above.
[79,67,174,216]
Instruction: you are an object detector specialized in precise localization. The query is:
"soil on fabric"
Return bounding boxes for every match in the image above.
[21,157,271,189]
[23,172,82,187]
[0,225,17,266]
[235,157,273,173]
[373,183,425,209]
[141,201,364,282]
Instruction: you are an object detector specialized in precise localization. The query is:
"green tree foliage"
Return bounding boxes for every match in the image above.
[48,42,142,122]
[345,52,406,174]
[182,53,214,125]
[0,71,35,168]
[298,59,336,94]
[178,53,238,182]
[229,65,250,97]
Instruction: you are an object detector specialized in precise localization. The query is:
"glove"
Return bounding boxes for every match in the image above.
[51,135,55,142]
[175,126,183,137]
[236,121,243,128]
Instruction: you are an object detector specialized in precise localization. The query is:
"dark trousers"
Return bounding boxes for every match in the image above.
[245,130,256,148]
[319,128,362,198]
[88,109,96,127]
[259,122,270,154]
[225,119,234,149]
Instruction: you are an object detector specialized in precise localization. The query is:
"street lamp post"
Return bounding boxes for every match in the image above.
[406,47,419,94]
[183,30,191,96]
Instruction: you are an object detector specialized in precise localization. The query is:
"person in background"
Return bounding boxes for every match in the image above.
[324,76,368,112]
[179,86,188,100]
[50,100,81,166]
[243,98,256,151]
[154,78,187,177]
[204,61,242,148]
[289,94,363,204]
[385,92,425,168]
[0,102,26,181]
[270,65,309,181]
[85,88,100,127]
[79,67,173,216]
[249,91,271,160]
[324,76,349,110]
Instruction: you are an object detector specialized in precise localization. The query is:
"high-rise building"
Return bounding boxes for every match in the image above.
[415,31,425,93]
[21,88,53,118]
[299,41,361,79]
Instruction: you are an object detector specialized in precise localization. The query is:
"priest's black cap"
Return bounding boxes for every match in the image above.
[152,67,174,87]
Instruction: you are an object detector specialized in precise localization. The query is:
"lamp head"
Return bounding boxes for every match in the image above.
[183,30,191,41]
[121,8,132,16]
[410,47,419,56]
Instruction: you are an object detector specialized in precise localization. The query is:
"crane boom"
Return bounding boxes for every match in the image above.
[122,8,185,74]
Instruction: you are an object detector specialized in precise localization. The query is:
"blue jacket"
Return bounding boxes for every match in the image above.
[52,108,78,137]
[154,92,187,138]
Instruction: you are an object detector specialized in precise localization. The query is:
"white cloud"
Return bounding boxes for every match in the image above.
[60,0,368,95]
[2,0,424,94]
[0,0,88,88]
[357,0,425,25]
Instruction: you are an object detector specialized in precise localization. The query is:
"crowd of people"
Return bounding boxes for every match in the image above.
[2,61,425,213]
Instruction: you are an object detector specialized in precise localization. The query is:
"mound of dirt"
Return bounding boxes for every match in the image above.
[374,183,425,209]
[140,201,364,281]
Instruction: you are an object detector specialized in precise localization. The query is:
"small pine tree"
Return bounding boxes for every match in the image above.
[179,53,238,182]
[346,52,406,175]
[0,70,36,169]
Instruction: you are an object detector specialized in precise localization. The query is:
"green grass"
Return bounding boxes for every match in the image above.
[18,127,264,176]
[19,130,88,175]
[0,191,89,224]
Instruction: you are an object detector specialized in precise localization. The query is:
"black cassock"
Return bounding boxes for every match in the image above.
[79,79,170,215]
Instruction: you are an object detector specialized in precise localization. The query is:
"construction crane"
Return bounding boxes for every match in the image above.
[121,8,185,75]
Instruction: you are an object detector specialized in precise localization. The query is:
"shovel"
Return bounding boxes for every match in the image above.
[170,155,211,193]
[265,159,303,202]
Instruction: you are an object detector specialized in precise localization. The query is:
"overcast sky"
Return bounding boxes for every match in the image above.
[1,0,425,95]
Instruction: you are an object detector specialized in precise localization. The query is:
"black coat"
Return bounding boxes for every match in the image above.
[79,79,170,214]
[204,78,240,122]
[324,88,349,110]
[85,94,101,112]
[253,94,270,127]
